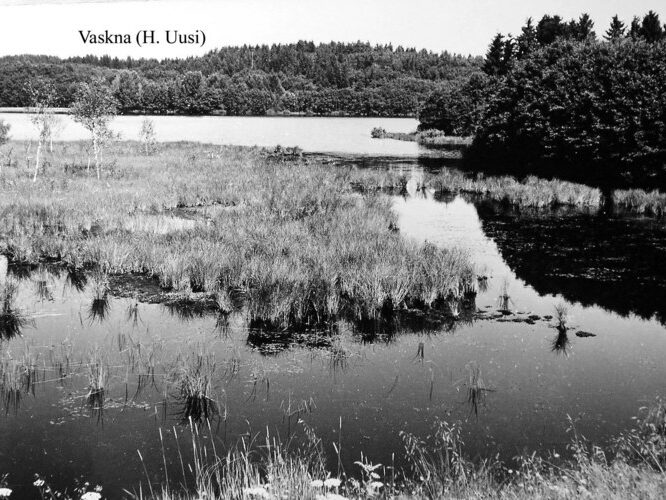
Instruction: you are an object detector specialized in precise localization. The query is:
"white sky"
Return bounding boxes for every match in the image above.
[0,0,663,59]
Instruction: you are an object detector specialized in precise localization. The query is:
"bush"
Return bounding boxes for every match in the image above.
[0,119,9,146]
[418,73,489,135]
[466,40,666,189]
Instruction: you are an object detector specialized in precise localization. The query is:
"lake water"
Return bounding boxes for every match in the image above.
[0,114,423,156]
[1,122,666,497]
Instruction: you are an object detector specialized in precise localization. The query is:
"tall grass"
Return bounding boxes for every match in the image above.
[0,279,32,339]
[427,171,602,208]
[613,188,666,216]
[415,129,473,148]
[0,141,473,329]
[115,400,666,499]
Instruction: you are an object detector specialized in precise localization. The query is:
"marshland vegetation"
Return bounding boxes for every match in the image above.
[0,140,474,329]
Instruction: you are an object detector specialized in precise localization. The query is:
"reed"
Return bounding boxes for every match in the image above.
[0,349,39,413]
[171,351,217,423]
[613,188,666,216]
[416,129,473,148]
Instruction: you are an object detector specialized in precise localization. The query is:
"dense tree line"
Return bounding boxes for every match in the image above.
[419,11,666,189]
[0,42,481,116]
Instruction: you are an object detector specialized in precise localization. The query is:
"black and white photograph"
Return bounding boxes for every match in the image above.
[1,0,666,498]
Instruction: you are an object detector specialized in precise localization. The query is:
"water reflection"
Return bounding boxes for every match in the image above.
[0,280,32,340]
[476,201,666,324]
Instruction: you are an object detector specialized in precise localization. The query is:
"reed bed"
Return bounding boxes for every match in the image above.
[0,141,473,329]
[416,130,473,148]
[613,188,666,216]
[427,171,602,208]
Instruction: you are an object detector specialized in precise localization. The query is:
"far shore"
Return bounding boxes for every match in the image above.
[0,107,416,118]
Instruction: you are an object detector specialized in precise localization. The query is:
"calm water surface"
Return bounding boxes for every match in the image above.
[0,123,665,497]
[0,114,422,156]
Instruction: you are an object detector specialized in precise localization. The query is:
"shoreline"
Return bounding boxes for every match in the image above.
[0,107,417,119]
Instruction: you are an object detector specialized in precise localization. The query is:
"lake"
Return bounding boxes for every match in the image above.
[0,120,665,497]
[0,114,423,156]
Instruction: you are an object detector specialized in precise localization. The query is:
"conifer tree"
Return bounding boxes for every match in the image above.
[483,34,505,76]
[517,18,538,58]
[640,10,664,42]
[604,15,626,41]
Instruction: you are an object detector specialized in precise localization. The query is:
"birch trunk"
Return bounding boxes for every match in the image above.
[33,140,42,182]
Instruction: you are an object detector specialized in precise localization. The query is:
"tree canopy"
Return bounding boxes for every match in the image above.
[0,42,482,117]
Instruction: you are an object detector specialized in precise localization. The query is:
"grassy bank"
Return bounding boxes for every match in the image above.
[21,400,665,499]
[137,400,666,499]
[0,140,472,328]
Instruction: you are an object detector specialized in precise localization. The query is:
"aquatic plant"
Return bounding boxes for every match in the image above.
[551,329,571,356]
[464,362,492,417]
[416,129,472,148]
[64,266,88,293]
[126,300,140,327]
[613,188,666,216]
[497,279,513,314]
[171,351,217,423]
[0,350,39,413]
[0,280,32,339]
[554,303,569,333]
[87,271,110,324]
[86,350,108,413]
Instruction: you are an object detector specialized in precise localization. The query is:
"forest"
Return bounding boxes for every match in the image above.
[418,11,666,189]
[0,41,481,116]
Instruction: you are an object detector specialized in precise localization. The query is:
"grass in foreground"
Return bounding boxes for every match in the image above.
[0,141,472,329]
[20,400,666,499]
[137,399,666,499]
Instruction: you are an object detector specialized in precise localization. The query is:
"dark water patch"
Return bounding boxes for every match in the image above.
[476,201,666,324]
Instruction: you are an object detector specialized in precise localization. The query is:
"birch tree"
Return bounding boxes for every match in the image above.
[25,82,57,182]
[71,79,117,179]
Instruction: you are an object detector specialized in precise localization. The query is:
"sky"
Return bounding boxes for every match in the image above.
[0,0,663,59]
